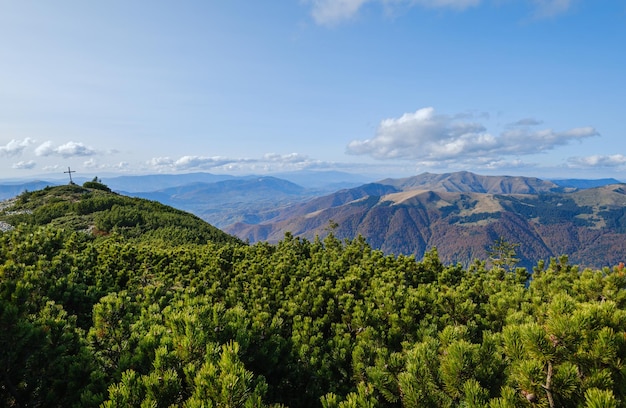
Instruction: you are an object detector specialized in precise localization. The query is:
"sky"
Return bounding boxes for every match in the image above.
[1,0,625,181]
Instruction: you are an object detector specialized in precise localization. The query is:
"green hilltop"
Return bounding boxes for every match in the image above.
[0,181,243,246]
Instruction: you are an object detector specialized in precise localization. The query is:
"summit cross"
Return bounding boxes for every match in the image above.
[64,167,76,184]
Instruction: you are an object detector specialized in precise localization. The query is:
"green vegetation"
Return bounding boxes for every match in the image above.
[0,184,242,246]
[488,236,521,271]
[503,194,595,226]
[1,186,626,407]
[83,177,112,192]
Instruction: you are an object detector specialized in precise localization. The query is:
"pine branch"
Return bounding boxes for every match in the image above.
[542,361,555,408]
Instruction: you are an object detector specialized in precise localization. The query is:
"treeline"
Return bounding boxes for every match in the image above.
[1,224,626,407]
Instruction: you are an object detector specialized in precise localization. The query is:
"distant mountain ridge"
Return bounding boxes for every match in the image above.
[104,172,237,192]
[0,181,58,200]
[0,171,370,226]
[378,171,563,194]
[225,171,626,269]
[126,176,313,227]
[550,178,623,189]
[2,171,626,269]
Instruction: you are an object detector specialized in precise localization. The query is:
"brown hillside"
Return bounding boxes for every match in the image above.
[225,173,626,269]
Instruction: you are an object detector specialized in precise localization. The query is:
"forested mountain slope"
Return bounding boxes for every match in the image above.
[226,174,626,269]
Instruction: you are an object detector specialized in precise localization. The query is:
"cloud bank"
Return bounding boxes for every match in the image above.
[568,154,626,169]
[307,0,574,24]
[35,141,96,158]
[12,160,36,170]
[308,0,369,25]
[0,138,34,157]
[147,153,334,173]
[149,156,239,171]
[346,107,598,167]
[532,0,575,18]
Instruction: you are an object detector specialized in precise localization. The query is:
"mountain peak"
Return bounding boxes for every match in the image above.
[224,172,626,269]
[377,171,561,194]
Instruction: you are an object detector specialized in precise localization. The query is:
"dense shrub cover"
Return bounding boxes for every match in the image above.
[1,185,242,246]
[1,223,625,407]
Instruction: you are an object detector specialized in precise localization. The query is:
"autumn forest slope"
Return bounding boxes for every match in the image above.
[226,172,626,269]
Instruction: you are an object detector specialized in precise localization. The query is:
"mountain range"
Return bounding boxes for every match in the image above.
[224,171,626,269]
[0,171,369,227]
[1,170,624,269]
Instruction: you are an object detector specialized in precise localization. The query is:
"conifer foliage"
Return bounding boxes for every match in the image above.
[1,189,626,407]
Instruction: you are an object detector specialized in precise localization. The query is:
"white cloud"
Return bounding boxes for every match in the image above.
[498,126,598,155]
[347,107,598,163]
[263,152,310,163]
[35,141,96,158]
[567,154,626,168]
[12,160,36,170]
[414,0,481,9]
[532,0,573,18]
[35,141,54,156]
[307,0,480,25]
[149,156,237,171]
[0,138,34,157]
[309,0,369,25]
[148,153,334,174]
[509,118,544,127]
[481,158,532,170]
[56,141,96,157]
[174,156,235,170]
[307,0,573,25]
[148,157,175,167]
[82,159,131,172]
[84,158,98,168]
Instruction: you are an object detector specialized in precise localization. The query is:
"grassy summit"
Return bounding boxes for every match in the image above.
[0,182,243,246]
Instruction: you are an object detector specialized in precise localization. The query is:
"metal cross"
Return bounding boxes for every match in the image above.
[64,166,76,184]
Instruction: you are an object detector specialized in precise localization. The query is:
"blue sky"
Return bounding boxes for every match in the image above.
[1,0,625,181]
